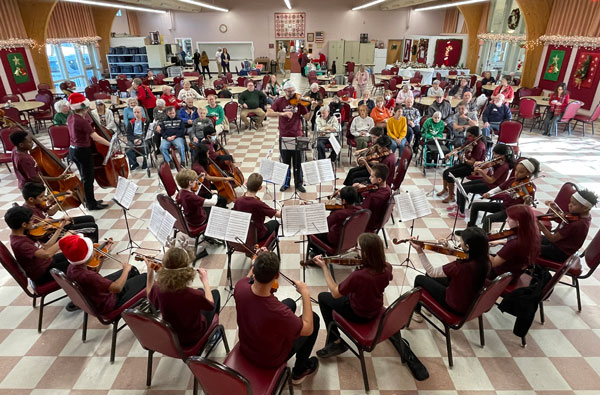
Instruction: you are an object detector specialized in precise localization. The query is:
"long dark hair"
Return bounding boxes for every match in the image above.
[358,233,386,273]
[462,227,490,283]
[194,143,209,168]
[506,204,540,265]
[493,143,516,169]
[554,82,567,97]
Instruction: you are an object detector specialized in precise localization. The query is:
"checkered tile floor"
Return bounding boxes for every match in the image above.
[1,73,600,394]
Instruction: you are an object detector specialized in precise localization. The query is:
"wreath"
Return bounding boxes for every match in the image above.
[508,8,520,30]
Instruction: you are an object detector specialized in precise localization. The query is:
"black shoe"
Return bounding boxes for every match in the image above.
[169,161,175,170]
[65,302,80,312]
[454,229,464,236]
[296,185,307,193]
[316,341,348,358]
[88,202,109,210]
[280,185,289,192]
[130,163,139,171]
[292,357,319,385]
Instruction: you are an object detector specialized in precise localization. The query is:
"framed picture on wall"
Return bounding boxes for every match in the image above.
[307,33,314,42]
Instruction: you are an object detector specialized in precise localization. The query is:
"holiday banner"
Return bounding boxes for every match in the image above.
[416,39,429,64]
[0,47,36,94]
[537,45,572,92]
[403,39,412,62]
[567,48,600,110]
[543,49,565,82]
[274,12,306,39]
[434,39,462,67]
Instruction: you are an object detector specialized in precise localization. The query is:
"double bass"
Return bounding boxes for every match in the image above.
[89,111,129,187]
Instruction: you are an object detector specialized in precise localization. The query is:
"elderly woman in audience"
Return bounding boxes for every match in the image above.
[179,97,199,129]
[427,80,445,97]
[396,83,413,103]
[370,96,392,127]
[91,100,118,134]
[350,104,374,150]
[355,66,369,99]
[53,100,71,125]
[264,74,282,105]
[542,82,570,136]
[315,105,340,162]
[305,82,323,130]
[177,80,202,102]
[161,85,180,109]
[482,93,512,137]
[384,90,396,110]
[427,93,453,123]
[123,97,145,126]
[448,77,471,99]
[358,91,375,114]
[491,75,514,104]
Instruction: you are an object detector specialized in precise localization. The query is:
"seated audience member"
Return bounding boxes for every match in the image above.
[542,82,570,136]
[53,100,71,125]
[161,85,181,109]
[358,91,375,114]
[448,77,471,99]
[396,84,413,103]
[205,94,227,135]
[22,182,99,243]
[146,70,156,84]
[481,71,495,87]
[481,94,512,137]
[328,95,342,115]
[315,105,340,162]
[264,74,282,105]
[386,105,408,155]
[370,96,392,127]
[91,100,118,134]
[489,204,540,282]
[157,106,187,168]
[313,186,360,248]
[359,164,392,233]
[422,111,449,162]
[178,80,202,102]
[427,93,453,122]
[233,173,281,242]
[538,189,597,263]
[315,233,392,357]
[411,227,489,319]
[383,90,396,110]
[175,169,218,228]
[459,90,478,113]
[145,247,219,347]
[304,83,323,130]
[153,99,168,122]
[234,252,320,384]
[450,104,478,139]
[350,104,375,150]
[239,80,267,129]
[403,97,421,149]
[123,97,145,126]
[189,107,213,154]
[179,97,199,129]
[61,234,146,314]
[427,80,444,97]
[491,75,514,104]
[126,106,151,170]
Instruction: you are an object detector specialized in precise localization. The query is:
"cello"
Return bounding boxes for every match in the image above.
[88,110,129,188]
[214,140,245,186]
[207,157,237,203]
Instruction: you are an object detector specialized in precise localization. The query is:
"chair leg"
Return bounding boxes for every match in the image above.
[382,228,388,248]
[82,313,88,342]
[358,348,369,392]
[539,301,545,324]
[445,324,453,368]
[574,277,582,312]
[146,350,154,386]
[226,252,233,290]
[32,296,37,308]
[390,212,395,225]
[110,321,118,363]
[521,336,527,348]
[193,377,198,395]
[478,315,485,347]
[37,296,45,333]
[221,326,230,353]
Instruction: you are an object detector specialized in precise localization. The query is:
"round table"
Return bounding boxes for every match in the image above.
[317,75,335,82]
[323,85,343,95]
[322,97,358,110]
[415,96,462,108]
[151,85,172,94]
[248,75,264,82]
[163,77,197,84]
[89,99,127,110]
[194,98,238,108]
[521,96,575,107]
[6,101,45,112]
[219,86,247,95]
[375,74,395,81]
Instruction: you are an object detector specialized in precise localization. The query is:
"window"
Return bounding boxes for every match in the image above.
[46,43,101,90]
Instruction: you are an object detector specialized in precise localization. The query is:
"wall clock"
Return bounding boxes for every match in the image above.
[219,24,227,33]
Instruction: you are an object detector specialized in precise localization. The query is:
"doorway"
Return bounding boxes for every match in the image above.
[276,39,305,72]
[387,40,403,65]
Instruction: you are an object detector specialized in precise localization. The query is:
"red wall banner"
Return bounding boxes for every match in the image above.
[434,39,462,67]
[0,47,36,94]
[538,45,572,92]
[567,48,600,110]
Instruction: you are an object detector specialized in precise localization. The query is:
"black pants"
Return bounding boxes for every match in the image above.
[540,236,569,263]
[67,215,99,243]
[222,63,230,73]
[260,220,280,241]
[406,124,418,145]
[201,65,211,79]
[201,289,221,325]
[468,201,505,232]
[282,298,320,374]
[69,147,98,208]
[318,293,370,343]
[411,126,422,152]
[457,179,490,213]
[443,163,473,183]
[36,253,70,285]
[317,137,337,162]
[414,275,463,315]
[104,267,147,307]
[194,62,201,73]
[281,149,303,187]
[343,166,369,186]
[199,190,228,208]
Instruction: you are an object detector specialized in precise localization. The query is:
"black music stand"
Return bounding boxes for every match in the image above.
[280,136,310,201]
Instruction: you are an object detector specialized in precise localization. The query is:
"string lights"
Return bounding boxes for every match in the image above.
[0,38,37,51]
[0,37,102,53]
[539,35,600,50]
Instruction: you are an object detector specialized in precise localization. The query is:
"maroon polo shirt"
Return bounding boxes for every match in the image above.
[486,162,510,188]
[234,278,302,369]
[10,234,52,283]
[67,263,116,314]
[338,262,393,319]
[176,189,207,227]
[326,206,360,245]
[67,113,94,148]
[467,141,486,162]
[554,215,592,256]
[379,152,397,186]
[361,186,392,232]
[442,259,486,314]
[149,285,214,347]
[492,237,530,281]
[11,151,39,190]
[233,196,277,241]
[271,96,308,138]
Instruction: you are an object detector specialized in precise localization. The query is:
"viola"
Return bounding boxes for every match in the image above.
[89,111,129,188]
[356,184,378,194]
[191,174,206,193]
[207,157,237,203]
[392,238,468,259]
[28,218,62,239]
[488,228,517,241]
[325,204,344,210]
[301,255,363,267]
[134,253,163,271]
[537,213,579,224]
[289,93,311,107]
[87,238,115,272]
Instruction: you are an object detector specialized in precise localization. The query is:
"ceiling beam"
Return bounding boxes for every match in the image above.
[380,0,438,10]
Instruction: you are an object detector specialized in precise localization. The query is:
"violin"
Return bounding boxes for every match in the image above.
[325,204,344,210]
[89,110,129,188]
[537,213,579,224]
[207,157,237,203]
[487,228,517,241]
[392,238,469,259]
[87,238,115,272]
[289,93,312,107]
[191,174,206,193]
[28,218,62,239]
[475,156,504,170]
[134,253,163,271]
[357,184,378,194]
[300,255,363,267]
[488,177,536,200]
[447,135,484,158]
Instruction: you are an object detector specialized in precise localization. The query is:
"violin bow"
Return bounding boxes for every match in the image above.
[38,174,69,216]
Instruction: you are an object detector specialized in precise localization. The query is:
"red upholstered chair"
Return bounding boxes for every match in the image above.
[98,79,115,94]
[261,74,270,90]
[307,209,371,280]
[2,107,29,130]
[497,120,523,156]
[237,76,248,87]
[345,115,357,159]
[93,92,110,100]
[158,161,178,196]
[50,269,145,362]
[204,88,217,97]
[0,127,17,172]
[224,101,239,133]
[188,343,292,395]
[572,102,600,136]
[32,91,54,131]
[184,71,200,77]
[329,287,421,392]
[48,125,70,160]
[155,73,165,85]
[372,196,395,248]
[0,241,67,332]
[388,78,398,94]
[157,193,207,251]
[346,61,355,74]
[122,308,229,387]
[518,98,541,131]
[226,72,234,84]
[416,272,513,367]
[420,85,430,97]
[392,145,413,191]
[370,73,385,94]
[347,71,355,85]
[116,78,132,97]
[1,94,20,102]
[225,220,280,289]
[553,101,583,136]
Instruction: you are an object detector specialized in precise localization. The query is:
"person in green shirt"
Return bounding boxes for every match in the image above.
[53,99,71,125]
[205,94,227,135]
[238,80,267,129]
[422,111,449,163]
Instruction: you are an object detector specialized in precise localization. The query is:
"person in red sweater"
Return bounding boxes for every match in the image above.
[160,85,181,110]
[233,173,281,242]
[542,83,570,136]
[132,78,157,121]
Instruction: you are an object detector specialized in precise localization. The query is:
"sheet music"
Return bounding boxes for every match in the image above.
[409,189,431,218]
[449,173,468,199]
[395,189,431,222]
[145,121,158,141]
[329,134,341,155]
[103,134,120,166]
[205,207,251,243]
[282,204,329,236]
[301,161,321,185]
[149,203,176,245]
[305,203,329,234]
[114,176,138,210]
[282,205,306,236]
[280,137,297,151]
[316,159,335,183]
[259,159,289,185]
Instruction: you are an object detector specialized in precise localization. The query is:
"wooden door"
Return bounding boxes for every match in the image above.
[387,40,403,64]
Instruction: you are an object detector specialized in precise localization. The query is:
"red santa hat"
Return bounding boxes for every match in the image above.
[59,234,94,265]
[68,92,90,111]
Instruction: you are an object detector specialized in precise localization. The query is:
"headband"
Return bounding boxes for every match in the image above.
[573,192,594,209]
[521,159,534,173]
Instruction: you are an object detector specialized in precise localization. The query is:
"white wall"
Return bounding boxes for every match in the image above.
[111,10,130,35]
[136,0,446,61]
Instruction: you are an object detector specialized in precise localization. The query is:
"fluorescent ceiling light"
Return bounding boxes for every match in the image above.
[284,0,292,9]
[415,0,488,11]
[178,0,229,12]
[352,0,386,11]
[62,0,166,13]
